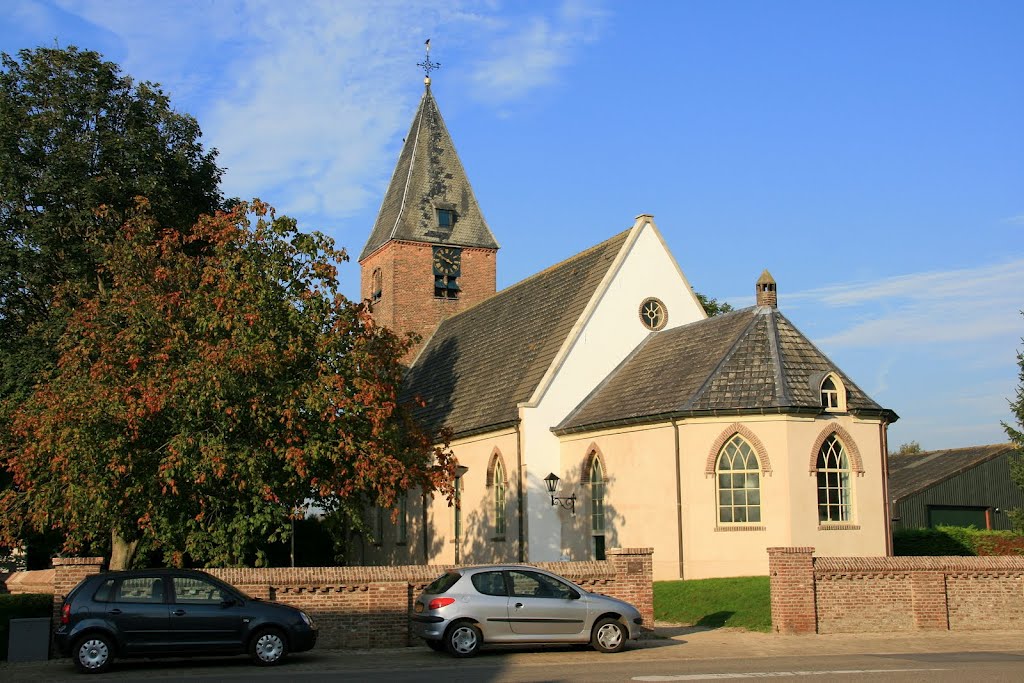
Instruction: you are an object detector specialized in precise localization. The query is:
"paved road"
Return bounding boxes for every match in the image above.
[4,627,1023,682]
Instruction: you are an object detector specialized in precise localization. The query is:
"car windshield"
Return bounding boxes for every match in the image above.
[423,571,462,594]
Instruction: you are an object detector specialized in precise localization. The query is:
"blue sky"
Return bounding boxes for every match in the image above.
[3,1,1022,450]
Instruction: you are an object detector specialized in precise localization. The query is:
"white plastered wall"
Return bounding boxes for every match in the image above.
[520,217,706,561]
[555,414,889,580]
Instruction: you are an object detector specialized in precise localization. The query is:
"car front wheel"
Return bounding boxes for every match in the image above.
[249,627,289,666]
[73,633,114,674]
[591,617,627,653]
[445,621,482,657]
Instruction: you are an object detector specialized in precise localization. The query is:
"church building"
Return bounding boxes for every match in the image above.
[356,72,898,580]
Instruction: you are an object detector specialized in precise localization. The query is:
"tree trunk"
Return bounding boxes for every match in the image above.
[109,529,140,570]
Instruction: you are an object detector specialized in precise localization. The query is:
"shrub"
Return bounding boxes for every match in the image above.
[893,526,1024,556]
[0,593,52,660]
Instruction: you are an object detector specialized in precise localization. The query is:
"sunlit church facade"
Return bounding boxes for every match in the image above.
[352,73,898,580]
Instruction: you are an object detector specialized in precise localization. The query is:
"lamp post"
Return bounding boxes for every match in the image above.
[544,473,576,514]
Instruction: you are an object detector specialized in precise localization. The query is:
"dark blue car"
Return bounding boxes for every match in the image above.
[55,568,317,673]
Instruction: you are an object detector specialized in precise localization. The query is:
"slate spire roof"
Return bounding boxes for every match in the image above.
[555,305,897,434]
[402,229,632,437]
[358,86,499,262]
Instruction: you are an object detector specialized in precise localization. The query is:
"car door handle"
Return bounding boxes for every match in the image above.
[514,602,524,609]
[172,609,186,616]
[107,609,122,615]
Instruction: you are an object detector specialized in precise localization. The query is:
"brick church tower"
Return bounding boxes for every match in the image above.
[359,65,499,360]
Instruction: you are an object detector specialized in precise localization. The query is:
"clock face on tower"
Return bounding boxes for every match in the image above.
[432,246,462,277]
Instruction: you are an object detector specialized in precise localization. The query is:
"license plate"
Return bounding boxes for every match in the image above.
[415,602,424,613]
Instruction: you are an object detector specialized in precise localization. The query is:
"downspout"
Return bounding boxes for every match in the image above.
[515,422,526,562]
[879,421,892,556]
[421,491,430,564]
[673,418,685,579]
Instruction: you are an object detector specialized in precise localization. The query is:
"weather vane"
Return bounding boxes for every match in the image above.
[418,38,440,86]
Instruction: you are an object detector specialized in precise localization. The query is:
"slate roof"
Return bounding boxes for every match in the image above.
[888,444,1018,502]
[402,229,631,437]
[555,306,896,434]
[359,87,498,262]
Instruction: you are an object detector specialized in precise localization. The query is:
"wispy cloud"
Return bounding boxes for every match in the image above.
[52,0,608,230]
[470,1,607,102]
[1002,214,1024,225]
[789,260,1024,349]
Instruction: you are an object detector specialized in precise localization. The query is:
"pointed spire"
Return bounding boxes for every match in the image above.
[359,64,498,262]
[756,269,777,308]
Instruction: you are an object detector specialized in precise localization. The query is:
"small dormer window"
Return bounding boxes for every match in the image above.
[437,208,455,228]
[820,374,845,411]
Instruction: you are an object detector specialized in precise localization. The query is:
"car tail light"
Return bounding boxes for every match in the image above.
[61,603,71,625]
[428,597,455,610]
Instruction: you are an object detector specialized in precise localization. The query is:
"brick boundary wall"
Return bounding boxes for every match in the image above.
[24,547,653,650]
[769,547,1024,634]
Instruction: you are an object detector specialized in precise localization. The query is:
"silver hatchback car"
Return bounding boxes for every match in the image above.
[410,565,644,657]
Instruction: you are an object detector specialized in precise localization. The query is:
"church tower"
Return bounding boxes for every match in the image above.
[359,49,499,359]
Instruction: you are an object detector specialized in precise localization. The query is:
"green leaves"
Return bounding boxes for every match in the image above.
[1,201,453,567]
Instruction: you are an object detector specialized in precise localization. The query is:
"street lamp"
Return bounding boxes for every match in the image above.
[544,473,576,514]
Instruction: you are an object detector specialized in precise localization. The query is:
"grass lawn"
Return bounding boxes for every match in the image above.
[654,576,771,632]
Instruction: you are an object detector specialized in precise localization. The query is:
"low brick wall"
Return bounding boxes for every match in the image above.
[30,547,653,649]
[769,547,1024,634]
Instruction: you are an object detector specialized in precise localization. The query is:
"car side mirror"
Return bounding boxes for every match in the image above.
[220,597,237,608]
[568,591,581,600]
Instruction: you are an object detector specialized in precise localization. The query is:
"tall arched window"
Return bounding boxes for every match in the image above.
[716,435,761,524]
[817,435,852,522]
[493,460,506,538]
[370,267,382,302]
[590,457,606,560]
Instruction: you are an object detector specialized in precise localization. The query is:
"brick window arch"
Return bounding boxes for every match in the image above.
[808,425,864,475]
[705,424,772,476]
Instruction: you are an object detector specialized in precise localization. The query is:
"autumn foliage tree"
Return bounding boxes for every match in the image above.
[0,200,453,569]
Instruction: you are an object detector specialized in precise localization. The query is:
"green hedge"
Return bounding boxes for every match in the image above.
[0,594,52,660]
[894,526,1024,556]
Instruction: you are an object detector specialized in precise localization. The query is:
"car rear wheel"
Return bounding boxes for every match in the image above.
[445,621,482,657]
[73,633,114,674]
[591,617,627,653]
[249,627,288,666]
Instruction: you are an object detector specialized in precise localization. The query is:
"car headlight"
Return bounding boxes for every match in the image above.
[300,611,314,627]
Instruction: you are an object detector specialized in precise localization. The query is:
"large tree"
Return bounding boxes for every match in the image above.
[0,200,453,568]
[0,46,223,406]
[696,292,734,317]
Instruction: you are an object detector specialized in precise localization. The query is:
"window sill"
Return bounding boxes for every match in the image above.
[491,536,506,543]
[714,525,765,532]
[395,542,407,547]
[818,523,860,531]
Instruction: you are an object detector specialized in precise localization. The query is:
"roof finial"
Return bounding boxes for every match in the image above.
[417,38,441,89]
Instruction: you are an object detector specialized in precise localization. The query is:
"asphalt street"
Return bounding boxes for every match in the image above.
[3,626,1022,682]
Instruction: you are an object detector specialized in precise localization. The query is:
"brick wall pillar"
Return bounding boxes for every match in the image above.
[606,547,654,629]
[768,547,816,634]
[52,557,105,628]
[910,571,949,630]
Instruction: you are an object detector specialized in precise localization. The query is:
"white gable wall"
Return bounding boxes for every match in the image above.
[520,218,707,561]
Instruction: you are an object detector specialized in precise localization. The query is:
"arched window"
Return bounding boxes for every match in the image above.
[716,435,761,524]
[493,460,506,538]
[371,268,382,302]
[817,435,852,522]
[590,457,606,560]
